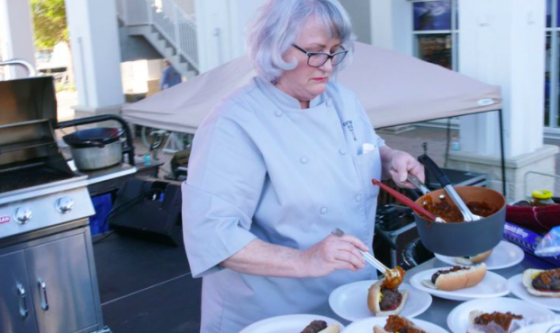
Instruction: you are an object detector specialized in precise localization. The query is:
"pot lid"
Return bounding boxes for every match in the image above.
[63,127,122,148]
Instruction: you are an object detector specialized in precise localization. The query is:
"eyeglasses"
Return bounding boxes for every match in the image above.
[292,44,348,67]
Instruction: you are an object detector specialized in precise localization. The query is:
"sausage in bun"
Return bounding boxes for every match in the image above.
[368,279,409,316]
[421,264,486,291]
[522,268,560,297]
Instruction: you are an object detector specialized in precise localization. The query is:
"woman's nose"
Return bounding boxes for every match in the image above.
[320,58,334,72]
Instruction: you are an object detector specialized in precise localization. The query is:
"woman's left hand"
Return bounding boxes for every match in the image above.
[380,147,424,188]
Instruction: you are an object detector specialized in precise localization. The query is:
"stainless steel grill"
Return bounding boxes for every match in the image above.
[0,62,107,333]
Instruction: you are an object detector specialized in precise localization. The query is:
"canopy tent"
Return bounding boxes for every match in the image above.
[122,42,502,133]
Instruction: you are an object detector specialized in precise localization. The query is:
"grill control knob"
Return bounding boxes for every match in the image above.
[15,208,32,225]
[56,197,74,214]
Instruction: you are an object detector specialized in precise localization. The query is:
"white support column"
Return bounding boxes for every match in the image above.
[368,0,413,56]
[452,0,559,200]
[65,0,124,114]
[0,0,36,79]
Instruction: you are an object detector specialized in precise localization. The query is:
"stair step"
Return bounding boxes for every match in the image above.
[122,22,199,77]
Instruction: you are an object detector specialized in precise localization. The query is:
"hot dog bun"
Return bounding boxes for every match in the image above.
[373,315,428,333]
[367,279,409,316]
[374,326,394,333]
[522,269,560,298]
[421,264,486,291]
[318,323,339,333]
[455,249,493,265]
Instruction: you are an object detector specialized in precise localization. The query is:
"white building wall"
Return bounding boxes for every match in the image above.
[338,0,371,43]
[194,0,266,73]
[340,0,412,55]
[0,0,36,79]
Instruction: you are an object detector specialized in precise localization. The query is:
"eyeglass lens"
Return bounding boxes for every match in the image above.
[308,52,346,67]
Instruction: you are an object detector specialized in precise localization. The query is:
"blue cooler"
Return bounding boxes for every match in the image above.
[90,194,113,235]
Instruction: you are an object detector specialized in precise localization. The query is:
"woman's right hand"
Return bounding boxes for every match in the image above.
[298,234,368,278]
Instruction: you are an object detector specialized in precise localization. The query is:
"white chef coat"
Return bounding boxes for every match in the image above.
[182,76,385,333]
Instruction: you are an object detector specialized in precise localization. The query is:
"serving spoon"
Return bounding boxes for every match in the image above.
[418,154,482,222]
[372,179,446,223]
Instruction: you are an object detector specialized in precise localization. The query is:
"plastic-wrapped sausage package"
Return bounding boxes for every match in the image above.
[535,226,560,257]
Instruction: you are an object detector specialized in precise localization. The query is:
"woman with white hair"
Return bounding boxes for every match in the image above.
[182,0,424,332]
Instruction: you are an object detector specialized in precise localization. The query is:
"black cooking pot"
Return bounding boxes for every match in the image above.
[63,128,123,170]
[414,186,506,257]
[63,128,121,148]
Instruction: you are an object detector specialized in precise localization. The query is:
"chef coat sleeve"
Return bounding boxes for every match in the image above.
[182,108,265,278]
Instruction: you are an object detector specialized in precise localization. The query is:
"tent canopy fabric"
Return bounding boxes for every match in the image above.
[122,42,502,134]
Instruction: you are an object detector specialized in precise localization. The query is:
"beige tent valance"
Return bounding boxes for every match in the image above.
[123,42,502,134]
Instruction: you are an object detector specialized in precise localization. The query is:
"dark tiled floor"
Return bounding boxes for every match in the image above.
[93,233,201,333]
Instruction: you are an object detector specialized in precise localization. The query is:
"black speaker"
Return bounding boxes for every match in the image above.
[108,178,183,246]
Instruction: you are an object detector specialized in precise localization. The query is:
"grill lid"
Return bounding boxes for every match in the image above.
[0,76,74,193]
[0,76,57,127]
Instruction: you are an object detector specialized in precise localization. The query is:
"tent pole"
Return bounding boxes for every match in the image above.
[498,109,507,196]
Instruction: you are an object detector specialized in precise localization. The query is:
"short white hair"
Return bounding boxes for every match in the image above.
[246,0,355,82]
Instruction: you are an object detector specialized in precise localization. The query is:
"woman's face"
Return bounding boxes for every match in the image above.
[276,17,342,108]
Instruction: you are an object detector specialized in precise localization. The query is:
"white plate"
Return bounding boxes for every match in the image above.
[409,267,509,301]
[508,273,560,312]
[343,316,449,333]
[515,321,560,333]
[435,241,524,270]
[328,280,432,322]
[240,314,344,333]
[447,297,557,333]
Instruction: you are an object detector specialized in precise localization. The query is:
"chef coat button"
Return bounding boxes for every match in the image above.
[300,156,309,164]
[338,148,347,155]
[275,110,283,117]
[326,98,333,107]
[355,195,362,202]
[320,207,328,215]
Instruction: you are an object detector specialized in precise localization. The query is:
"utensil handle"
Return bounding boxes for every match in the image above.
[360,250,388,273]
[418,154,452,187]
[80,140,106,147]
[444,185,476,222]
[407,174,430,195]
[372,179,437,221]
[332,228,389,274]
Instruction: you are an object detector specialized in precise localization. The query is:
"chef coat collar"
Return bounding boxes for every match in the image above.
[255,76,325,111]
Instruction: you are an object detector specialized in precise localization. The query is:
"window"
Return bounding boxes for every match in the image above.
[546,0,560,128]
[412,0,458,71]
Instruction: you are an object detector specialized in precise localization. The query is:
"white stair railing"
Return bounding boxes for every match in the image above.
[146,0,199,71]
[117,0,199,72]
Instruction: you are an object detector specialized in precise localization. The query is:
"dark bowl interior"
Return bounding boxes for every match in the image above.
[414,186,506,257]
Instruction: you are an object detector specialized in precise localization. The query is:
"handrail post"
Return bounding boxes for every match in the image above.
[173,0,181,54]
[146,0,153,25]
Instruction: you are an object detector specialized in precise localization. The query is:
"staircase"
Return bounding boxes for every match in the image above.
[117,0,199,79]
